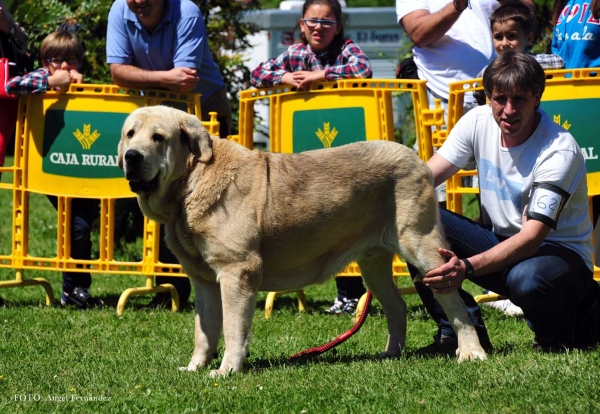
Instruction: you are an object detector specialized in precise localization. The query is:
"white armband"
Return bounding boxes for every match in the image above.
[525,182,570,230]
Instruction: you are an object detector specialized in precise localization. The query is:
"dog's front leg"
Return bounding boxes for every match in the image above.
[181,277,223,372]
[210,266,260,378]
[434,291,487,361]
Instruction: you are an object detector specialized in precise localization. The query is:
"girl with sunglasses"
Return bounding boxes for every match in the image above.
[251,0,372,90]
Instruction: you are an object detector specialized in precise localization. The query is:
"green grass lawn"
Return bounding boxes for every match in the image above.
[1,158,600,413]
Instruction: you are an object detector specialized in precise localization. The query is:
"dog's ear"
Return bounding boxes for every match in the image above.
[178,112,213,163]
[117,130,126,170]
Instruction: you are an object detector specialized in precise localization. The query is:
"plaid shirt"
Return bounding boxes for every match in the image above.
[534,53,565,71]
[5,67,50,95]
[251,38,372,88]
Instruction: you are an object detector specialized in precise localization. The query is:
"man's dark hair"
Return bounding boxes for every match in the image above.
[483,50,545,101]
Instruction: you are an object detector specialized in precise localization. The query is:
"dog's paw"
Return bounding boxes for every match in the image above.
[378,349,403,359]
[209,368,234,378]
[179,361,203,371]
[456,347,487,362]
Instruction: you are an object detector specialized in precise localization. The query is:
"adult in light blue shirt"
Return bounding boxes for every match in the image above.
[107,0,232,136]
[107,0,232,307]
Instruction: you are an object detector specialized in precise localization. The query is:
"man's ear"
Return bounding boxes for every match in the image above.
[178,111,213,163]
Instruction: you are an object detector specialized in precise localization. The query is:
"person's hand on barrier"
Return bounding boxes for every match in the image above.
[69,70,83,84]
[293,70,326,90]
[165,67,199,93]
[281,71,326,90]
[280,72,298,87]
[48,69,74,90]
[422,248,465,293]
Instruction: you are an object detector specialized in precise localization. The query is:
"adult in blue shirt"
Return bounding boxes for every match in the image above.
[107,0,232,137]
[107,0,232,307]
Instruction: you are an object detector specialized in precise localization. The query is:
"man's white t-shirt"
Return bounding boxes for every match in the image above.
[437,105,593,270]
[396,0,499,101]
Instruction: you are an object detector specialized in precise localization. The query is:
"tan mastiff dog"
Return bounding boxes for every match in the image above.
[117,106,487,377]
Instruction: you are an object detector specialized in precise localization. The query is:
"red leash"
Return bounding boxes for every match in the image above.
[289,290,373,360]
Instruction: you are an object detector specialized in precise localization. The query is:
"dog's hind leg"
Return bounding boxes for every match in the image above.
[182,277,223,372]
[433,291,487,361]
[399,228,487,362]
[356,249,406,358]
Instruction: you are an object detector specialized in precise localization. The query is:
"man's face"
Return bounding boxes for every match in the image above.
[489,87,541,144]
[126,0,165,23]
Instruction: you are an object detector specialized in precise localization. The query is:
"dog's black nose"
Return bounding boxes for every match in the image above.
[125,149,143,166]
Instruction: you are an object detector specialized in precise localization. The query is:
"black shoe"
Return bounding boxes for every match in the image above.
[149,292,172,309]
[532,337,572,353]
[61,287,104,310]
[574,282,600,349]
[416,334,458,357]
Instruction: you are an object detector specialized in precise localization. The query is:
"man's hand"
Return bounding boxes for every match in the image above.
[164,67,199,93]
[422,248,467,293]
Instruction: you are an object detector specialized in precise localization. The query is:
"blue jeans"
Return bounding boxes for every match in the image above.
[410,209,598,347]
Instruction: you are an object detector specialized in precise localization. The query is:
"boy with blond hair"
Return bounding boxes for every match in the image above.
[7,31,103,309]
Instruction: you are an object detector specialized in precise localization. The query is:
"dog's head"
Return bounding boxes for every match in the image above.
[118,106,213,195]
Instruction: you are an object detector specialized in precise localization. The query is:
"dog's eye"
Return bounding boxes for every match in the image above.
[126,129,134,139]
[152,133,164,143]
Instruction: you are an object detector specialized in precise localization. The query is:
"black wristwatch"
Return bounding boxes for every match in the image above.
[462,258,475,279]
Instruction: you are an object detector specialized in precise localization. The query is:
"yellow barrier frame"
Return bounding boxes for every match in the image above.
[0,84,220,314]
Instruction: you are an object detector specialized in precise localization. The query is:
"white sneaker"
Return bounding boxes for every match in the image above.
[482,297,524,316]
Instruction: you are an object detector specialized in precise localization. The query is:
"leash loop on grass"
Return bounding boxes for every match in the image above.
[289,290,373,360]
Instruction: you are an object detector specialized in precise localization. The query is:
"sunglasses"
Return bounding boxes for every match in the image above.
[46,58,79,66]
[302,18,337,29]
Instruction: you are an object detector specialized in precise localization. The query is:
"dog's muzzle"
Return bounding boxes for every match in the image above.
[124,149,159,194]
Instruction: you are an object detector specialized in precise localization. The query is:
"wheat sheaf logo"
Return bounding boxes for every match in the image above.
[73,124,101,149]
[553,114,571,131]
[315,122,338,148]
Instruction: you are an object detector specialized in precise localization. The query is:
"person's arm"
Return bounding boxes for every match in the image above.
[5,69,49,95]
[401,0,535,48]
[400,1,469,48]
[250,48,295,88]
[110,64,199,93]
[427,152,460,187]
[424,217,550,293]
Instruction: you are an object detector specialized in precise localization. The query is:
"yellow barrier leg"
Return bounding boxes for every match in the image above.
[264,290,306,319]
[116,277,180,316]
[0,270,54,306]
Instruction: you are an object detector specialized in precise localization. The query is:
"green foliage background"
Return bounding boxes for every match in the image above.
[6,0,261,133]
